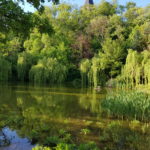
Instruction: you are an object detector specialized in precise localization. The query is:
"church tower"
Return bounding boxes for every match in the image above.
[85,0,94,5]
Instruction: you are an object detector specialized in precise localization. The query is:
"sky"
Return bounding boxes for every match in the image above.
[20,0,150,12]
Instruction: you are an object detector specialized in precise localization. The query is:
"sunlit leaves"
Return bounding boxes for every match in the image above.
[119,49,150,88]
[29,58,67,84]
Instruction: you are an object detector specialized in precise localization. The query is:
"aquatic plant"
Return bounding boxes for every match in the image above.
[55,143,75,150]
[102,91,150,121]
[32,146,51,150]
[80,128,91,135]
[32,142,99,150]
[78,142,99,150]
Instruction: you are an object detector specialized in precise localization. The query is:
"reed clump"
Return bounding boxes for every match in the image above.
[102,91,150,121]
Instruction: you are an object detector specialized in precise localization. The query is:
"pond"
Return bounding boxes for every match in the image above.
[0,84,149,150]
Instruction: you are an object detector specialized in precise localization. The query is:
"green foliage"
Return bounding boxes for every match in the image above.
[0,56,11,81]
[32,142,99,150]
[80,38,125,87]
[80,128,91,135]
[102,91,150,121]
[0,0,31,33]
[128,26,147,51]
[78,142,99,150]
[32,146,51,150]
[0,0,58,34]
[17,52,36,81]
[98,1,116,16]
[55,143,75,150]
[29,58,67,84]
[80,59,91,87]
[0,1,150,87]
[21,0,59,9]
[118,50,150,88]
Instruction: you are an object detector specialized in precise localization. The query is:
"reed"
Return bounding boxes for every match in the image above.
[102,91,150,121]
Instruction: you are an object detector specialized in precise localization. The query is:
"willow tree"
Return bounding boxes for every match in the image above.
[80,59,91,87]
[0,56,11,81]
[120,50,140,87]
[17,52,35,81]
[119,49,150,88]
[80,37,125,87]
[80,56,107,87]
[142,51,150,86]
[29,58,67,84]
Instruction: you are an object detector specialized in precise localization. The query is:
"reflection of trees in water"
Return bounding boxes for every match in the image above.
[21,91,91,118]
[0,85,17,108]
[1,87,104,143]
[0,85,110,146]
[79,89,103,117]
[0,86,21,126]
[1,86,150,149]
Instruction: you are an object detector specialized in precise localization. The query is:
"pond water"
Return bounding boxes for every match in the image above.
[0,84,149,150]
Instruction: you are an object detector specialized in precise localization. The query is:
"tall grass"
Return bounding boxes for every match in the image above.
[102,91,150,121]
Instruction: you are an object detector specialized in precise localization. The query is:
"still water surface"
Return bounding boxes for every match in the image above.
[0,84,149,150]
[0,84,106,149]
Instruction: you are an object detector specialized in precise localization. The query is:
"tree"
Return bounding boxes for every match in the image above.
[97,1,116,16]
[128,26,147,52]
[21,0,59,9]
[0,0,32,33]
[0,0,57,34]
[126,2,136,10]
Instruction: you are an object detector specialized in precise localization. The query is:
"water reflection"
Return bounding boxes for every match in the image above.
[0,85,149,150]
[0,84,105,145]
